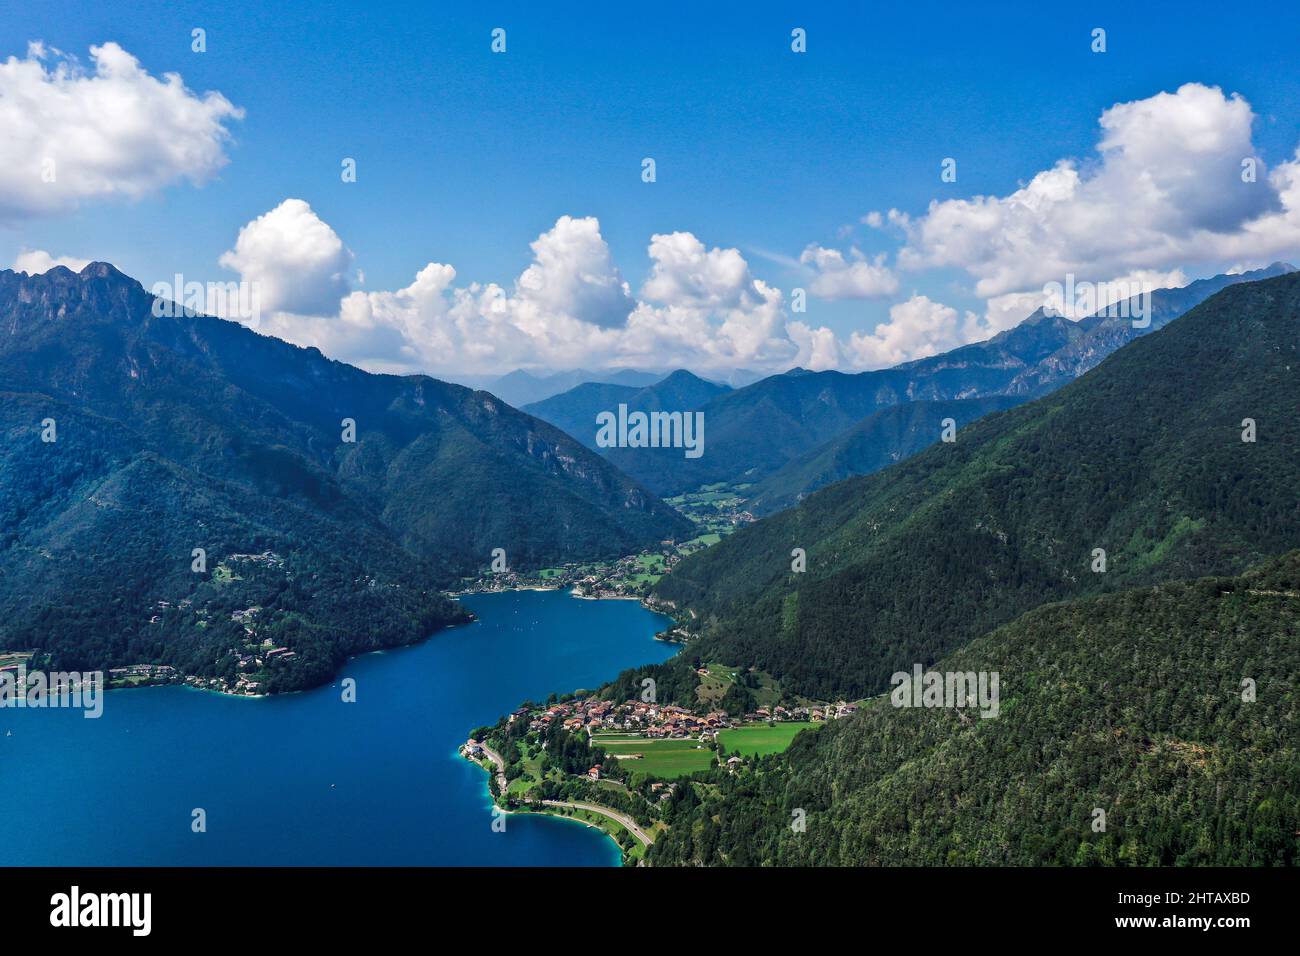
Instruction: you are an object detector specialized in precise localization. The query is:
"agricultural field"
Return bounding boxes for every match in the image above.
[717,722,819,757]
[592,734,716,781]
[664,482,754,553]
[0,650,34,670]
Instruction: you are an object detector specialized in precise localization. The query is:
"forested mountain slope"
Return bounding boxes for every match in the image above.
[0,263,688,689]
[650,552,1300,866]
[655,270,1300,700]
[523,369,727,450]
[744,395,1025,514]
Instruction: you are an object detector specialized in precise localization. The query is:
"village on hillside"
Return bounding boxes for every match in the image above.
[512,693,859,739]
[453,482,755,601]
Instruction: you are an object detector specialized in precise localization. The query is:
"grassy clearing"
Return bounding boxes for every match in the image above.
[593,735,716,781]
[717,721,819,757]
[694,662,783,709]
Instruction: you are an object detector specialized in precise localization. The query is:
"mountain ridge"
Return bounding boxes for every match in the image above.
[606,263,1295,497]
[523,369,727,450]
[0,262,690,691]
[654,268,1300,700]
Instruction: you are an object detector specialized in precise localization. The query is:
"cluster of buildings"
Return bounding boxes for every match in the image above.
[224,638,296,695]
[515,697,737,737]
[181,672,265,696]
[509,695,863,744]
[514,696,859,739]
[747,702,859,722]
[107,664,177,683]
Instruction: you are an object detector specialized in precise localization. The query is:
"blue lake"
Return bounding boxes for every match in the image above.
[0,590,676,866]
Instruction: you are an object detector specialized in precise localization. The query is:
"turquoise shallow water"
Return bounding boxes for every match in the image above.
[0,589,676,866]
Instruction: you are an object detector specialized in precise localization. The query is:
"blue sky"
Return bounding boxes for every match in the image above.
[4,0,1300,377]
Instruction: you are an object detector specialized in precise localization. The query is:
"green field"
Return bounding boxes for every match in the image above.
[682,532,722,550]
[636,553,666,572]
[717,722,819,757]
[694,662,783,709]
[593,735,716,781]
[0,650,34,669]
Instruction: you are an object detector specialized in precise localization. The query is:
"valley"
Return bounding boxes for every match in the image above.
[464,269,1300,867]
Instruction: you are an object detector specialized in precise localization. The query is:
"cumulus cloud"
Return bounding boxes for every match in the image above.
[898,83,1300,298]
[845,295,981,369]
[786,320,843,370]
[628,231,796,369]
[218,208,805,376]
[211,76,1300,382]
[0,41,243,221]
[12,248,90,274]
[218,199,352,315]
[799,243,899,299]
[514,215,632,328]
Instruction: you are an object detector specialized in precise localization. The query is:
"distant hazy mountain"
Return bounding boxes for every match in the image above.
[523,370,729,450]
[0,263,689,690]
[478,367,663,406]
[706,368,765,389]
[611,263,1295,497]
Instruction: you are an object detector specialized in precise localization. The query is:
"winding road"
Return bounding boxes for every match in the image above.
[476,741,510,795]
[541,800,655,846]
[468,739,655,847]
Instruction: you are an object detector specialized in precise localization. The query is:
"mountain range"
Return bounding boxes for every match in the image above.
[633,267,1300,865]
[467,367,664,407]
[0,263,688,689]
[603,264,1294,498]
[655,268,1300,700]
[522,370,728,450]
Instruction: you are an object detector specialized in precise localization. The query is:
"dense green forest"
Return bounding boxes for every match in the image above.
[744,395,1024,515]
[0,389,468,689]
[655,271,1300,702]
[648,552,1300,866]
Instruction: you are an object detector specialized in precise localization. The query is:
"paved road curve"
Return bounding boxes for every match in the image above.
[476,741,510,794]
[470,739,655,847]
[541,799,655,846]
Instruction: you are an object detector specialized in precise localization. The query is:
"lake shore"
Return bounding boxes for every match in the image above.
[2,589,674,866]
[459,740,647,863]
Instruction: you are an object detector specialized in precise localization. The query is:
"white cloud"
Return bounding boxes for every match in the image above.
[212,78,1300,387]
[0,41,243,221]
[514,215,632,328]
[627,231,797,369]
[207,204,1204,380]
[640,232,756,309]
[218,199,352,315]
[219,208,805,377]
[12,248,90,274]
[845,295,981,370]
[898,83,1300,298]
[799,243,899,299]
[786,320,843,370]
